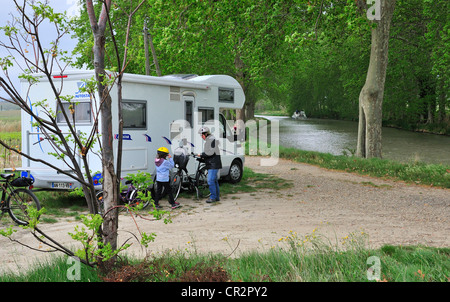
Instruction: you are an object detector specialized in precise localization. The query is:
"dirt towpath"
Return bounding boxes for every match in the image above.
[1,156,449,274]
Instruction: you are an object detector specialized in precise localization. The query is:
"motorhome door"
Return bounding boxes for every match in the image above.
[169,94,195,149]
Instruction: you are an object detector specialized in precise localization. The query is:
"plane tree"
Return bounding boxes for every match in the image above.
[72,0,303,121]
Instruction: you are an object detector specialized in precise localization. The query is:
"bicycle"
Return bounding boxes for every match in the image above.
[0,174,41,226]
[96,179,151,215]
[170,148,210,202]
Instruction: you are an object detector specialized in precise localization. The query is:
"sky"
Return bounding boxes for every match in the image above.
[0,0,81,99]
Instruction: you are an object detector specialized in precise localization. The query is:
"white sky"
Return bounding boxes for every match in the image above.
[0,0,81,99]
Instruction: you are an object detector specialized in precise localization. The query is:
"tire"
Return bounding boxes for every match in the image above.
[7,188,41,226]
[150,181,166,200]
[228,159,243,184]
[129,188,151,210]
[96,190,105,215]
[170,171,183,202]
[195,167,210,199]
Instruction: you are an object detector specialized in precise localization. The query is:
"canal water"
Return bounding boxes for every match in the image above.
[258,116,450,166]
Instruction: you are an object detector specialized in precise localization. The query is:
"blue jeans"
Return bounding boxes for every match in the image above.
[207,169,220,200]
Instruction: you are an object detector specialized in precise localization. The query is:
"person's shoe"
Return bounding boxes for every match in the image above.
[205,198,217,203]
[154,204,163,209]
[171,202,181,209]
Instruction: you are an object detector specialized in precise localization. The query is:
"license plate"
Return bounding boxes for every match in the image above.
[52,182,73,189]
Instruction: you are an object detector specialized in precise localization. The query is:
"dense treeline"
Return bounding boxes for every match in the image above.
[71,0,449,134]
[287,0,449,134]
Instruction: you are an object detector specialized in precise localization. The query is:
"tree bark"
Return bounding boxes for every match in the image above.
[86,0,119,259]
[234,38,246,122]
[356,0,396,158]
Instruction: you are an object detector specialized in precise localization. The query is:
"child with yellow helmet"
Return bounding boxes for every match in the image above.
[154,147,181,209]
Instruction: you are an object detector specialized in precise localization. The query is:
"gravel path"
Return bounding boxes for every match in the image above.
[1,156,449,274]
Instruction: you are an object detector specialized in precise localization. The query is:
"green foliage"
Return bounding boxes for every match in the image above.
[0,203,46,240]
[0,255,101,282]
[279,146,450,188]
[68,214,104,262]
[3,236,448,282]
[68,213,132,263]
[70,0,449,126]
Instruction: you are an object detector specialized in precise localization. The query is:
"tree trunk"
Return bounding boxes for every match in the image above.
[234,37,247,123]
[437,79,446,124]
[86,0,119,262]
[356,0,396,158]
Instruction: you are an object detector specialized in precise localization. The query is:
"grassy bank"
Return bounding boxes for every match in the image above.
[1,236,449,282]
[278,146,450,189]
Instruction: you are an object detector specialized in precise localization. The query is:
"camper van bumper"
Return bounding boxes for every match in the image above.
[6,168,102,191]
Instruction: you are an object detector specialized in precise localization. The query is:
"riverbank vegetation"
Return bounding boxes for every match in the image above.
[279,147,450,189]
[1,234,449,282]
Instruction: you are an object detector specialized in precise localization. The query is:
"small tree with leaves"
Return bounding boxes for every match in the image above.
[0,0,157,269]
[0,0,102,214]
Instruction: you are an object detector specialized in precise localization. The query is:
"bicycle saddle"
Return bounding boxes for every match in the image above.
[0,173,15,180]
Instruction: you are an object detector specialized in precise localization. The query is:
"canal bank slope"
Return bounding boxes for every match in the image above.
[1,156,449,274]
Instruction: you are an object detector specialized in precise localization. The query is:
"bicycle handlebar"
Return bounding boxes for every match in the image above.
[190,152,205,162]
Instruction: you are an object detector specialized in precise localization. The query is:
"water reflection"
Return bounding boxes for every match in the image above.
[259,116,450,166]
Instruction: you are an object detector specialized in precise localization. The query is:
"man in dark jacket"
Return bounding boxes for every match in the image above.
[198,126,222,203]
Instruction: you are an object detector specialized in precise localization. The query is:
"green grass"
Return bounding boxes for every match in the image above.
[0,132,20,141]
[172,166,293,201]
[0,255,100,282]
[1,233,449,282]
[32,191,88,223]
[278,146,450,189]
[220,166,293,195]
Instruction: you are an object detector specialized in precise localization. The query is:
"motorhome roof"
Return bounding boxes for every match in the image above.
[22,70,241,90]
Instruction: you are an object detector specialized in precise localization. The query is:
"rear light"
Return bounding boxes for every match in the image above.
[53,75,68,78]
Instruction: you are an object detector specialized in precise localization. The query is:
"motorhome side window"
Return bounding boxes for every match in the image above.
[198,107,214,124]
[56,101,92,124]
[185,100,193,127]
[123,101,147,129]
[218,88,234,103]
[219,113,235,141]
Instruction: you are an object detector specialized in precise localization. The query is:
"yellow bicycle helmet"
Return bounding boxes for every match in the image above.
[157,147,169,154]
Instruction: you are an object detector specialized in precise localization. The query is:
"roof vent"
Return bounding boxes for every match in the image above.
[163,74,198,80]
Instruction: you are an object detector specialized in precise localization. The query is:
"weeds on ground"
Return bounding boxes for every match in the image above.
[1,229,449,282]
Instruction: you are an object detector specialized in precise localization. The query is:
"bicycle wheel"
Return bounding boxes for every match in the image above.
[195,167,210,199]
[171,171,183,202]
[96,190,105,215]
[7,188,41,226]
[128,187,151,210]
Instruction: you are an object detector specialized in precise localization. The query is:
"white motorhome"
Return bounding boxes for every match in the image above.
[18,70,245,190]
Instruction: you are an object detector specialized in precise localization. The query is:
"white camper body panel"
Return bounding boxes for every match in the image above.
[19,71,245,190]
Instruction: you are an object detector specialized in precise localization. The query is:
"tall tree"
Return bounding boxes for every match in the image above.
[356,0,396,158]
[84,0,119,262]
[73,0,300,121]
